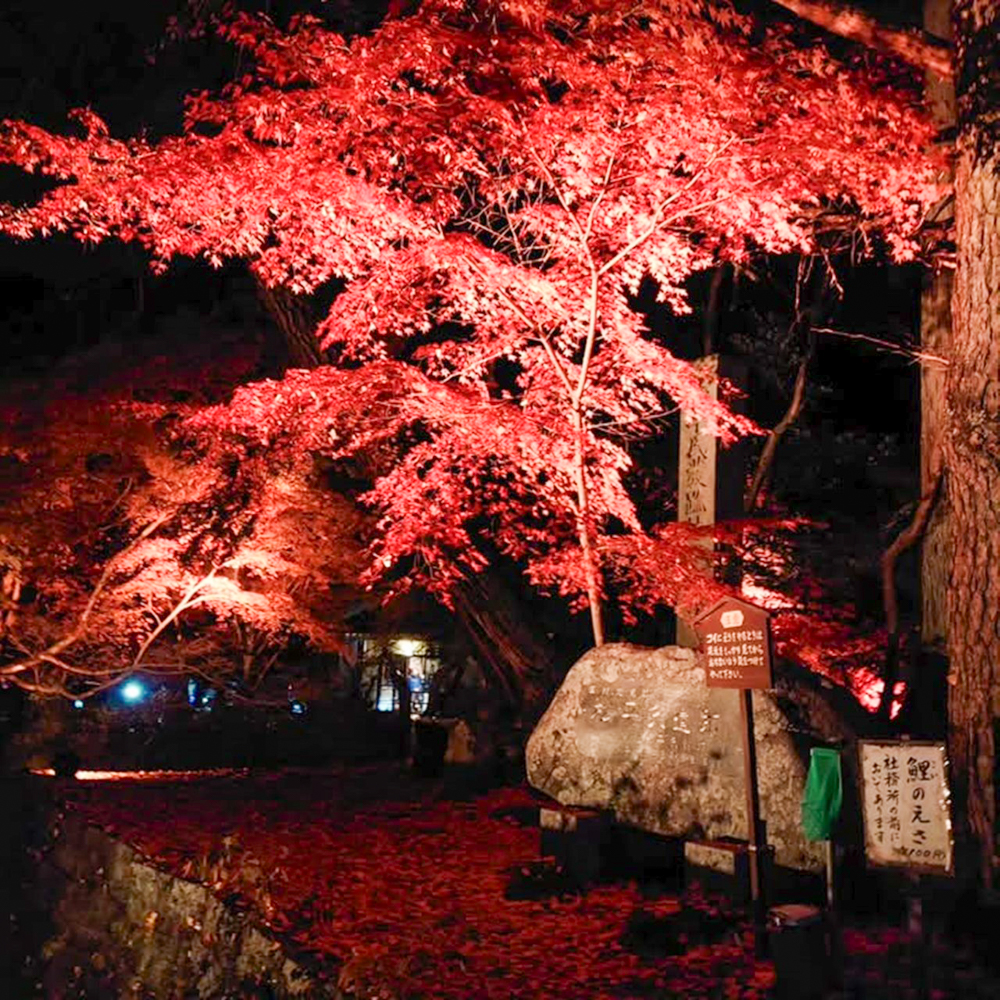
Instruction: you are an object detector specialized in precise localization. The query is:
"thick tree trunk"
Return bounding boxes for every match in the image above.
[253,277,326,368]
[920,0,954,651]
[921,268,953,645]
[945,0,1000,887]
[449,570,558,717]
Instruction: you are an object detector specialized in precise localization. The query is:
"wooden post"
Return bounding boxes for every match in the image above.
[824,840,835,909]
[740,688,767,956]
[908,873,929,1000]
[676,356,748,646]
[694,597,774,956]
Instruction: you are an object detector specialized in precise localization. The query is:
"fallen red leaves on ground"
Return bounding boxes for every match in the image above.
[59,767,1000,999]
[63,768,773,999]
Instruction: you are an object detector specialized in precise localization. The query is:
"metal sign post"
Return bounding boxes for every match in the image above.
[693,596,774,958]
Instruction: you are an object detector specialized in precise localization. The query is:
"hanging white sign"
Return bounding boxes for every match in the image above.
[858,740,953,875]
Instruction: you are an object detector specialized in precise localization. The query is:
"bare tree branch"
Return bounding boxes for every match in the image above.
[770,0,953,79]
[814,326,950,368]
[877,465,944,721]
[0,513,171,681]
[130,563,228,671]
[745,348,812,513]
[597,136,740,279]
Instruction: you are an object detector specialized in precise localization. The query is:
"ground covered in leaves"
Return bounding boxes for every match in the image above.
[58,766,1000,999]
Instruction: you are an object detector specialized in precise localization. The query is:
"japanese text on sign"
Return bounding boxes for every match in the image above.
[704,630,768,681]
[693,598,773,689]
[859,741,953,874]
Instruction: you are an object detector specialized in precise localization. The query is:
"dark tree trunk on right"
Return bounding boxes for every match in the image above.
[945,0,1000,887]
[919,0,954,652]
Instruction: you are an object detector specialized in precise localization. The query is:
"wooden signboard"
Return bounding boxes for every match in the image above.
[693,596,773,690]
[859,740,954,875]
[693,595,773,956]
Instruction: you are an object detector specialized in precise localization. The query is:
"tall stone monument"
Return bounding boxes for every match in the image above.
[676,355,747,645]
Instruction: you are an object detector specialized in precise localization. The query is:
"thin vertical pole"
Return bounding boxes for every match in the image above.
[825,839,835,909]
[908,873,929,1000]
[826,838,844,990]
[740,688,767,956]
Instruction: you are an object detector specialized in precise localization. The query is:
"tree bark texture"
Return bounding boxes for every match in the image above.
[448,570,558,716]
[921,266,953,645]
[769,0,953,78]
[920,0,955,649]
[0,561,21,637]
[945,0,1000,886]
[253,277,327,368]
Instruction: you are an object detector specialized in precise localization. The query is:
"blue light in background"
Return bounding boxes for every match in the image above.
[290,700,306,716]
[120,680,146,704]
[73,699,84,710]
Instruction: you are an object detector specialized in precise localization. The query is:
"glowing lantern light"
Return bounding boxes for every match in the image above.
[392,638,422,658]
[120,680,146,704]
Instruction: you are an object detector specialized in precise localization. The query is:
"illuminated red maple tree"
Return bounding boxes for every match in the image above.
[0,328,367,697]
[0,0,941,653]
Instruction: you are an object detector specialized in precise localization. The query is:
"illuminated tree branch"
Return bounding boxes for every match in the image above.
[770,0,953,78]
[0,513,171,685]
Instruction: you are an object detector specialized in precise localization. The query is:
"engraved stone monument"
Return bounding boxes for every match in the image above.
[526,643,854,871]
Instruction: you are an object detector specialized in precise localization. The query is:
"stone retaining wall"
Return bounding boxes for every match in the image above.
[34,812,341,998]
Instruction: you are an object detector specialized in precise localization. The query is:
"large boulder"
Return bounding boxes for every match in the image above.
[526,644,855,871]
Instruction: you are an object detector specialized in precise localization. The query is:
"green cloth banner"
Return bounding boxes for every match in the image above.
[801,747,843,841]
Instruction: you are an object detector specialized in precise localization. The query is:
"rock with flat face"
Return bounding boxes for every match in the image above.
[526,643,853,871]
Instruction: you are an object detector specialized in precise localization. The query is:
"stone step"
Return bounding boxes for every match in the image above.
[539,804,609,833]
[538,804,611,884]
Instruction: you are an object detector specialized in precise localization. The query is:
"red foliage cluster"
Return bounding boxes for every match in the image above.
[66,774,774,999]
[0,0,944,649]
[0,329,366,696]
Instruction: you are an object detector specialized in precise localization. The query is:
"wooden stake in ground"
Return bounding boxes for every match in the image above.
[694,597,774,957]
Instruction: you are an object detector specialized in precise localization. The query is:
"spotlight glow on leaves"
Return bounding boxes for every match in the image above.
[0,0,942,646]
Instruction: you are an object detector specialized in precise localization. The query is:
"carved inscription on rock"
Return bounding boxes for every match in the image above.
[576,677,737,778]
[527,643,852,871]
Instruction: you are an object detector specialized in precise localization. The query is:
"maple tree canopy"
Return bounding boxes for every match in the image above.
[0,0,942,644]
[0,329,367,697]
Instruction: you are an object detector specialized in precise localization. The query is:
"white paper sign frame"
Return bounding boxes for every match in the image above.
[858,739,954,876]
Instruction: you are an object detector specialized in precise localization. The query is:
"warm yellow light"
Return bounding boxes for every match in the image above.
[392,638,423,658]
[28,767,244,782]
